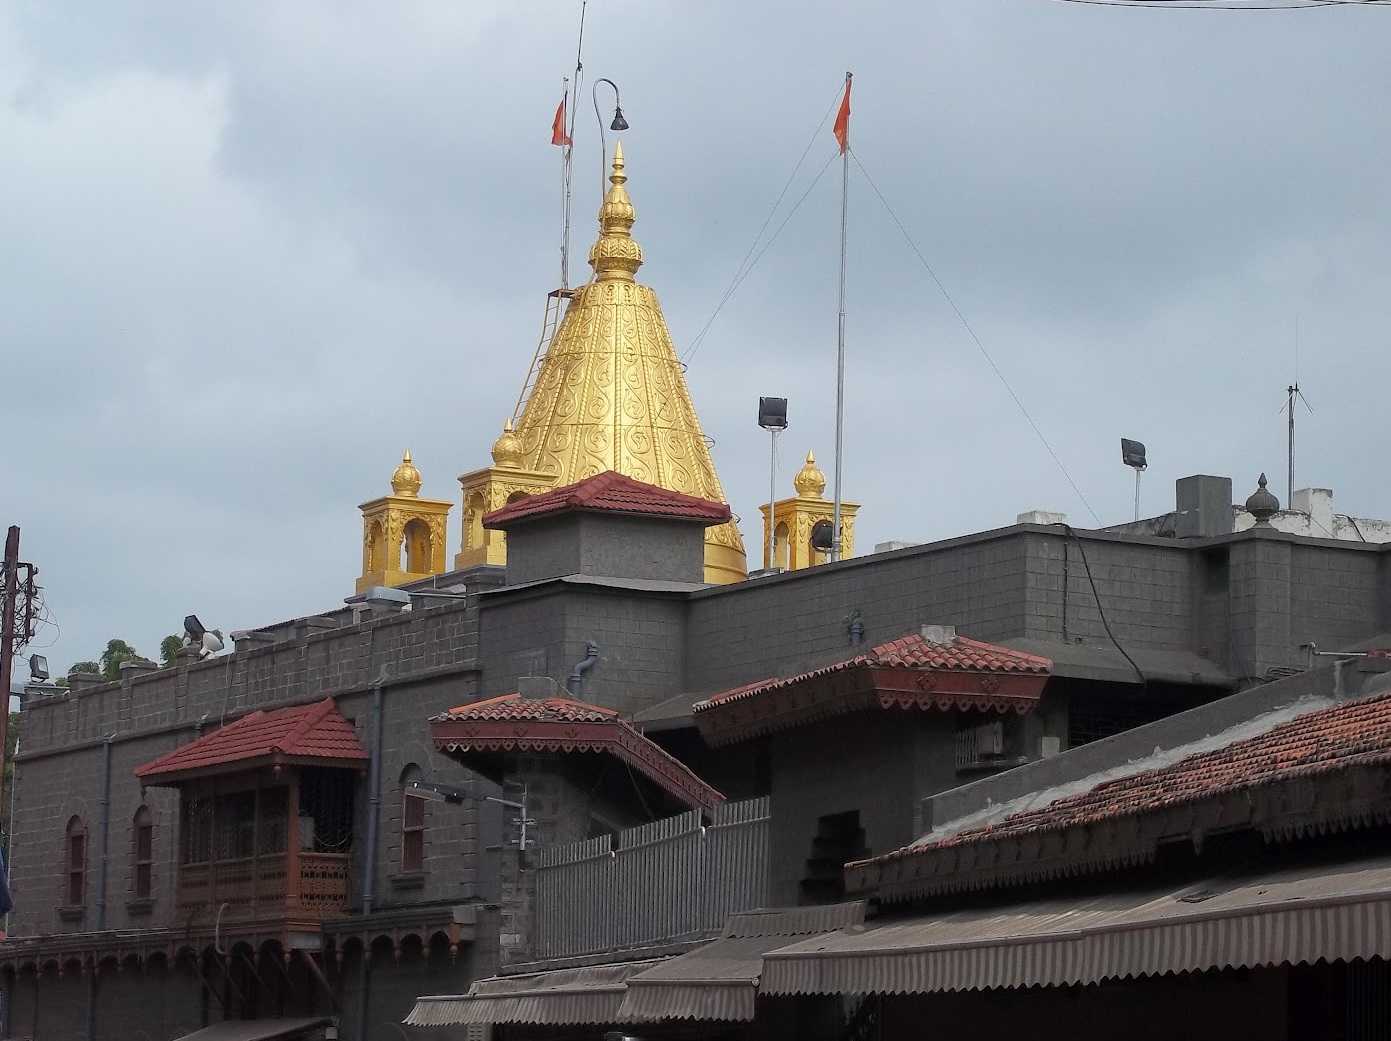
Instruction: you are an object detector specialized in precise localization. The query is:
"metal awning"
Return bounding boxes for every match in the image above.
[404,960,665,1027]
[762,852,1391,996]
[175,1018,332,1041]
[618,903,865,1023]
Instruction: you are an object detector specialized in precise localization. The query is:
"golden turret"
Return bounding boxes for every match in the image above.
[759,449,858,573]
[357,451,452,594]
[481,141,747,583]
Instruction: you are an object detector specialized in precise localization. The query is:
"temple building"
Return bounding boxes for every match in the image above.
[449,141,749,585]
[355,451,452,594]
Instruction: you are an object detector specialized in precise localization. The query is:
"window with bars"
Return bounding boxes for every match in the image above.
[133,806,154,900]
[401,765,425,873]
[65,816,86,906]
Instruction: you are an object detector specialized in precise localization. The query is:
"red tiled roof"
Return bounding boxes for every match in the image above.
[692,631,1052,747]
[135,698,368,783]
[435,692,619,724]
[695,632,1052,711]
[871,689,1391,866]
[482,470,732,529]
[430,693,725,812]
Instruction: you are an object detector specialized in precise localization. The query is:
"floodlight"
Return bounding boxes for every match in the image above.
[184,614,206,641]
[810,520,835,553]
[1121,438,1147,471]
[28,654,49,680]
[757,397,788,431]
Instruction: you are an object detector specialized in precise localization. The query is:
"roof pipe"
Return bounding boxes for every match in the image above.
[565,641,600,697]
[356,674,385,1041]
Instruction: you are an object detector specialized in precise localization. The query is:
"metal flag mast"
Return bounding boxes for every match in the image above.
[831,71,852,562]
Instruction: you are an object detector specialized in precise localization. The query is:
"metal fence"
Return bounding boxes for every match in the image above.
[533,796,771,959]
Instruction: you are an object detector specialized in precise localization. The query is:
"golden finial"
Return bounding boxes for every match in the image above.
[589,140,644,282]
[491,420,525,469]
[391,450,422,497]
[794,451,826,499]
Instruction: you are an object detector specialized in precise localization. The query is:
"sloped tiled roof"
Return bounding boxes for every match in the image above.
[696,632,1053,711]
[692,631,1051,746]
[135,698,368,783]
[430,693,724,812]
[434,692,619,725]
[906,690,1391,854]
[482,470,731,529]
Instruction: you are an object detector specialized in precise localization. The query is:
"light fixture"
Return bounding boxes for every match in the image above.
[183,614,206,641]
[28,654,49,681]
[758,397,789,573]
[593,78,628,132]
[183,615,223,659]
[811,519,835,553]
[1121,438,1148,522]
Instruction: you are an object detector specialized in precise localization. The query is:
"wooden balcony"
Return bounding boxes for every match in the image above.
[176,851,351,926]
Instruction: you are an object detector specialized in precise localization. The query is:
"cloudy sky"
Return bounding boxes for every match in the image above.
[5,1,1389,680]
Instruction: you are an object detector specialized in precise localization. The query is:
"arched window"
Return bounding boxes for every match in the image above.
[774,522,791,570]
[403,519,431,573]
[400,764,425,873]
[367,520,387,573]
[132,806,154,900]
[464,492,486,550]
[64,816,87,907]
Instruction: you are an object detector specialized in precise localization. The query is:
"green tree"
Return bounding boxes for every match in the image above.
[54,660,100,687]
[160,635,184,666]
[99,639,139,682]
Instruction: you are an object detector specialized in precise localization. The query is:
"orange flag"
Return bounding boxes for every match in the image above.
[551,95,571,147]
[833,75,852,154]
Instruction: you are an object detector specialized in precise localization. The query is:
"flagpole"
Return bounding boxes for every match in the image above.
[561,77,573,289]
[831,70,852,562]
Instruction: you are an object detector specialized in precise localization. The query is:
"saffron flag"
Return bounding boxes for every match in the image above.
[833,76,852,154]
[551,96,571,147]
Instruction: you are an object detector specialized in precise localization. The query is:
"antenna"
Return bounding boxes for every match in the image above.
[559,0,587,289]
[1281,381,1313,506]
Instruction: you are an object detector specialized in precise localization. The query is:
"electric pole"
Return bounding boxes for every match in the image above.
[0,526,19,820]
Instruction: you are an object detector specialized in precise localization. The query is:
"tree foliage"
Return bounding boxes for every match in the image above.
[160,635,184,666]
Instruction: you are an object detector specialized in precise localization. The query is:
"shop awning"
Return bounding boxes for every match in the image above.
[762,852,1391,996]
[175,1018,332,1041]
[404,959,665,1027]
[618,903,864,1023]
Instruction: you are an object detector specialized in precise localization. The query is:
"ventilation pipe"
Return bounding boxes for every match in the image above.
[566,641,600,696]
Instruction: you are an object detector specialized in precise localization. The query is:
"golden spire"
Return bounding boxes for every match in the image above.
[491,420,525,469]
[391,450,422,497]
[588,141,644,283]
[794,451,827,499]
[509,140,748,583]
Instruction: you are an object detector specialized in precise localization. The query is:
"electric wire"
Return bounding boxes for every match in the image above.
[683,82,847,363]
[851,150,1104,526]
[1063,525,1147,686]
[1051,0,1387,8]
[684,149,840,364]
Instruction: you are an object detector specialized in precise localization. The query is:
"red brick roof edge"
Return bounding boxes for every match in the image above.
[482,470,732,529]
[430,693,724,812]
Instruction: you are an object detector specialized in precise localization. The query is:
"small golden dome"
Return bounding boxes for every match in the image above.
[491,420,525,469]
[794,451,826,498]
[391,450,422,497]
[588,140,644,282]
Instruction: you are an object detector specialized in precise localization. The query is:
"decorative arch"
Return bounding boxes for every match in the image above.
[774,522,790,570]
[367,520,387,573]
[464,492,486,551]
[402,518,432,573]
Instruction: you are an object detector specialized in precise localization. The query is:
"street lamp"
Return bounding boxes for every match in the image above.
[758,398,788,572]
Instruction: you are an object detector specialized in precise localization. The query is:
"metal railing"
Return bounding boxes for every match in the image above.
[534,796,770,959]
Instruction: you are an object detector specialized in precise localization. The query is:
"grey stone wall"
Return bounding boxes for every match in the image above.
[503,513,706,586]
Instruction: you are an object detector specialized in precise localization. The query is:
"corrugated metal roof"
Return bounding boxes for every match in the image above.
[763,852,1391,996]
[617,903,865,1023]
[404,959,665,1027]
[174,1018,331,1041]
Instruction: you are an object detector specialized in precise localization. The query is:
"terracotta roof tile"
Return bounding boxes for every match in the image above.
[482,471,731,529]
[695,632,1052,711]
[881,689,1391,863]
[430,693,724,812]
[135,698,368,782]
[435,692,619,724]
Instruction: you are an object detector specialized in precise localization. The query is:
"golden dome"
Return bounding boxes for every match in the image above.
[391,450,422,497]
[491,420,525,469]
[510,140,747,584]
[587,141,645,283]
[794,451,826,498]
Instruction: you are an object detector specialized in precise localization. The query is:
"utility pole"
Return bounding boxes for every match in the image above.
[0,525,19,819]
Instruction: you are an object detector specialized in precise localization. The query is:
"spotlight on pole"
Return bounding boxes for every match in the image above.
[1121,438,1148,522]
[758,398,788,573]
[183,615,224,659]
[27,654,49,681]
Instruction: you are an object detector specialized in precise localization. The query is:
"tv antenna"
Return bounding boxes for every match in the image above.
[1280,382,1313,507]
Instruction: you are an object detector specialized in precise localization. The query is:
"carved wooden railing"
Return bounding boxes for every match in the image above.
[176,852,350,921]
